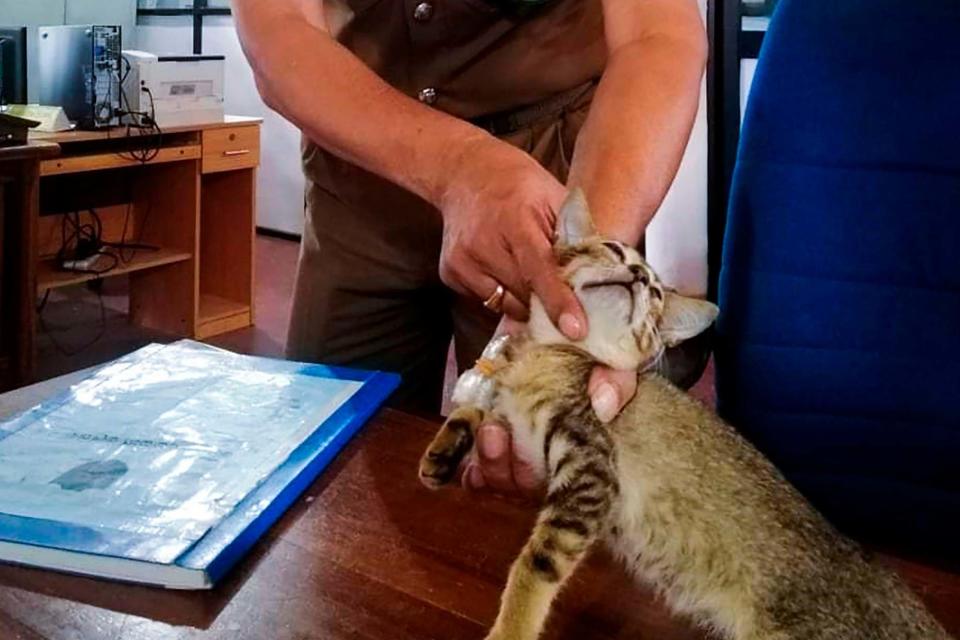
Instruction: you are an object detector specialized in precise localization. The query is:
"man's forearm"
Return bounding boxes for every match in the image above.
[233,1,496,207]
[569,33,707,245]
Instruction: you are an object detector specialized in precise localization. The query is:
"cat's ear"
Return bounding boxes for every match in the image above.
[555,188,597,246]
[659,292,719,346]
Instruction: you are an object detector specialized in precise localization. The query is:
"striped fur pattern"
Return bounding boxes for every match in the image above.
[418,190,952,640]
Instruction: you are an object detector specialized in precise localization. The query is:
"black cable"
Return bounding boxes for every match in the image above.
[110,201,138,264]
[112,56,164,164]
[39,209,121,356]
[144,86,158,122]
[90,205,159,264]
[139,86,163,162]
[37,279,109,358]
[119,51,131,87]
[59,250,119,277]
[36,288,51,313]
[56,210,120,276]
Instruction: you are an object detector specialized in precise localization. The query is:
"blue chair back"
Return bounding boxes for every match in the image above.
[716,0,960,560]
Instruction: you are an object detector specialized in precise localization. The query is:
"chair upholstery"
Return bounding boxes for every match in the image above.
[716,0,960,561]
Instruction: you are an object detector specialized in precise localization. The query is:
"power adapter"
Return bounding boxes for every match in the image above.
[60,236,103,271]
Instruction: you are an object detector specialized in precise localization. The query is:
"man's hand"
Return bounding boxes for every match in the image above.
[462,368,637,494]
[438,136,587,340]
[461,318,639,496]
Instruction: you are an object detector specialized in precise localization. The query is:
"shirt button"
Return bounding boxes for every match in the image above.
[412,1,434,21]
[418,87,438,105]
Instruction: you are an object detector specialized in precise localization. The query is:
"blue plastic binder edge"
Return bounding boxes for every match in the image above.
[176,365,400,585]
[0,356,399,581]
[0,512,151,559]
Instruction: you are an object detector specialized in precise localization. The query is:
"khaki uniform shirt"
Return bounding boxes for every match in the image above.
[289,0,605,410]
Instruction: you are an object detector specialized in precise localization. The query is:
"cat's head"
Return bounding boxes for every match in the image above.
[527,189,719,370]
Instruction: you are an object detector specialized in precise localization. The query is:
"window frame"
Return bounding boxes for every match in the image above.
[136,0,232,54]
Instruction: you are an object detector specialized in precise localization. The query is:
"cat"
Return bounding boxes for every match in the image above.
[418,189,952,640]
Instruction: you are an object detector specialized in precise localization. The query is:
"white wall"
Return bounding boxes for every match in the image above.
[740,58,759,123]
[0,0,64,23]
[136,16,306,235]
[643,0,709,297]
[65,0,135,33]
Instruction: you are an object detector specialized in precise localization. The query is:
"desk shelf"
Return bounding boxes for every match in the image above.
[37,248,193,291]
[197,294,251,339]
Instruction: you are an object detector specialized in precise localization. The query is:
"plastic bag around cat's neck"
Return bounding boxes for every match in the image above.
[450,334,513,411]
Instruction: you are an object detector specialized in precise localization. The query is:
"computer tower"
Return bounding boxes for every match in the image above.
[37,25,121,129]
[0,27,27,107]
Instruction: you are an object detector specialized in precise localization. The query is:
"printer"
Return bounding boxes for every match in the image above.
[121,50,225,128]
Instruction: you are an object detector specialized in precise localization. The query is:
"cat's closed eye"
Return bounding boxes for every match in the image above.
[602,241,626,261]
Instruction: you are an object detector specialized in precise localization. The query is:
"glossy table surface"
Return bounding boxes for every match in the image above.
[0,375,958,640]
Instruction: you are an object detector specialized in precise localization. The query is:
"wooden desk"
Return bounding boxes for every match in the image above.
[3,117,261,390]
[0,375,958,639]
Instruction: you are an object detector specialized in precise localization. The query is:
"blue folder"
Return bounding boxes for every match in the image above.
[0,341,399,588]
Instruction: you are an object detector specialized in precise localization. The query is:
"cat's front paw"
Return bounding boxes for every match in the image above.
[418,449,461,490]
[418,407,483,490]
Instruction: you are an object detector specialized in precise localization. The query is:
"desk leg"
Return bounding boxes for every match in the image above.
[15,160,40,386]
[0,179,5,388]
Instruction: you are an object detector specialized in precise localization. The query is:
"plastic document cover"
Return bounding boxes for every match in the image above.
[0,341,363,565]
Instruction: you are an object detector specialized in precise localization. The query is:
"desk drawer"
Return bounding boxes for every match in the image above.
[202,125,260,174]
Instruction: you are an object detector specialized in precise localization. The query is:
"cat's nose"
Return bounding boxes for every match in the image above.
[629,264,649,284]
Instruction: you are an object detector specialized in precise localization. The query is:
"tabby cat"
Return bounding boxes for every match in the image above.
[418,190,952,640]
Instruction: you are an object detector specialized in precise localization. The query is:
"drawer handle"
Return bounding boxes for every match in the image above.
[222,149,251,157]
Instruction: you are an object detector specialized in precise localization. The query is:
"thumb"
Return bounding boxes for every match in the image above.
[588,367,638,423]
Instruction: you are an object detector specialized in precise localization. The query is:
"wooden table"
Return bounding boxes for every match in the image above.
[0,376,958,640]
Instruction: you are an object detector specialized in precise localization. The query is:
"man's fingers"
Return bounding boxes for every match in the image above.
[467,424,544,497]
[493,315,525,340]
[475,424,516,492]
[462,462,486,491]
[441,253,530,319]
[474,241,532,304]
[588,366,638,423]
[475,277,528,321]
[516,234,587,341]
[511,454,544,499]
[501,292,529,322]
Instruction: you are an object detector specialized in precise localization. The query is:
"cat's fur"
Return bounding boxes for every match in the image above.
[418,190,952,640]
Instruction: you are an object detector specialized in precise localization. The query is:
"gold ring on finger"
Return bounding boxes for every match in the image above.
[482,283,505,313]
